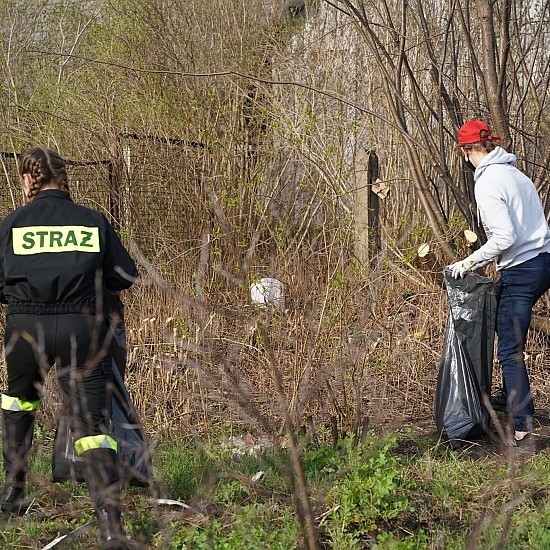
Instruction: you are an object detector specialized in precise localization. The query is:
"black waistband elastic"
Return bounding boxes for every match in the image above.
[7,300,96,315]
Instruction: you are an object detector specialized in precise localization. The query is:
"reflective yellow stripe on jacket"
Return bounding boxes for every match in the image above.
[74,434,118,455]
[1,394,41,411]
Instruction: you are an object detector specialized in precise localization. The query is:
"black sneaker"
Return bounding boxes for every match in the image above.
[490,391,508,412]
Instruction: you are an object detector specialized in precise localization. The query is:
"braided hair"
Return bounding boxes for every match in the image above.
[18,147,70,201]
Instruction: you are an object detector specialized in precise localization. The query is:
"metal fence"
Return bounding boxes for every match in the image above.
[1,151,119,224]
[1,137,209,278]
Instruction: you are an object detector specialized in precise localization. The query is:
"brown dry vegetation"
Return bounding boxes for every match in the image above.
[0,0,548,453]
[0,2,549,546]
[26,246,550,447]
[101,262,550,441]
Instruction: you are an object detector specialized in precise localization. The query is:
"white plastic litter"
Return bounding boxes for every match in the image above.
[250,277,284,307]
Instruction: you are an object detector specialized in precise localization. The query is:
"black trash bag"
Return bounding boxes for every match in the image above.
[434,270,499,449]
[111,358,153,487]
[52,298,152,486]
[51,368,152,486]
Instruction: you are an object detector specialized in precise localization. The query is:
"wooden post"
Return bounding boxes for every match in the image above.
[109,135,131,231]
[107,160,120,225]
[354,149,380,263]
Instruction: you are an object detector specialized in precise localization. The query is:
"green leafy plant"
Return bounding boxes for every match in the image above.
[325,434,412,535]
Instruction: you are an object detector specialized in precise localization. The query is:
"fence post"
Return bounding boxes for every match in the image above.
[107,159,119,224]
[354,148,380,264]
[109,135,131,231]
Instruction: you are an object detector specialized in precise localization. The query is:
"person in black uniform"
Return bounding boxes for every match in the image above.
[0,147,138,549]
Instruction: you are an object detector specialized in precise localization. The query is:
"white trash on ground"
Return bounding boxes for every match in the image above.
[250,277,284,308]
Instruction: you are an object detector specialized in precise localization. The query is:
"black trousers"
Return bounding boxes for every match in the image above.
[3,313,114,439]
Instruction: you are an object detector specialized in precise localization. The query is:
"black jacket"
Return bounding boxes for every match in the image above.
[0,190,138,314]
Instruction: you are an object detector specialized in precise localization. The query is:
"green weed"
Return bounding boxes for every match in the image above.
[159,441,213,500]
[0,429,548,549]
[323,433,412,536]
[160,504,299,549]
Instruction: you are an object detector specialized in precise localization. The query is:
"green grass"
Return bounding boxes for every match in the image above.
[0,430,548,549]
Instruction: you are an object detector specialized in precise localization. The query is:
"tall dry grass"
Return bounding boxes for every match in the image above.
[1,182,548,447]
[0,0,548,450]
[106,233,549,442]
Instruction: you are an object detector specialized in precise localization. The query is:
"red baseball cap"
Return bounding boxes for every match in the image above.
[458,119,501,144]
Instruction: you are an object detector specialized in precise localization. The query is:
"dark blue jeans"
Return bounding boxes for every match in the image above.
[497,252,550,432]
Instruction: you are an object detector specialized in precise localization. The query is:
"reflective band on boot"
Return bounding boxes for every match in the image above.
[1,394,41,412]
[74,435,118,456]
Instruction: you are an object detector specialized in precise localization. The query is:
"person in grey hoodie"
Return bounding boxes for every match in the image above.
[449,119,550,445]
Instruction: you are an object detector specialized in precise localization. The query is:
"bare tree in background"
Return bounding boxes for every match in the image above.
[318,0,549,262]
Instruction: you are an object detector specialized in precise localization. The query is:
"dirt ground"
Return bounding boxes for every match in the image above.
[396,406,550,460]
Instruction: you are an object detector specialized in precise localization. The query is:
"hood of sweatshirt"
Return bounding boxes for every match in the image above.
[474,146,516,181]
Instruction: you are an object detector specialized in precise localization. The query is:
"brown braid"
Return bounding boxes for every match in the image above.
[18,147,70,201]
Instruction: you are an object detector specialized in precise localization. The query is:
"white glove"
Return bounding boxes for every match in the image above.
[448,258,477,279]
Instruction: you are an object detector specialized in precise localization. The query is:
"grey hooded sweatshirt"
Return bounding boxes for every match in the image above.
[465,146,550,271]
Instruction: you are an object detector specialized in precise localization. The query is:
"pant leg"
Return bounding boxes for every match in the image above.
[52,314,127,543]
[3,313,52,402]
[497,253,550,432]
[53,313,120,496]
[53,314,115,443]
[2,314,52,475]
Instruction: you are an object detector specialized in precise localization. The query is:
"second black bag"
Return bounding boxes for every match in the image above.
[434,270,499,449]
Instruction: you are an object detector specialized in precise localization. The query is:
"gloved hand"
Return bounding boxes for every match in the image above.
[448,258,477,279]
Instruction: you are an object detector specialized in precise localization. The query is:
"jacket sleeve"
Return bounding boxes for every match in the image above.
[102,217,138,291]
[467,178,517,265]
